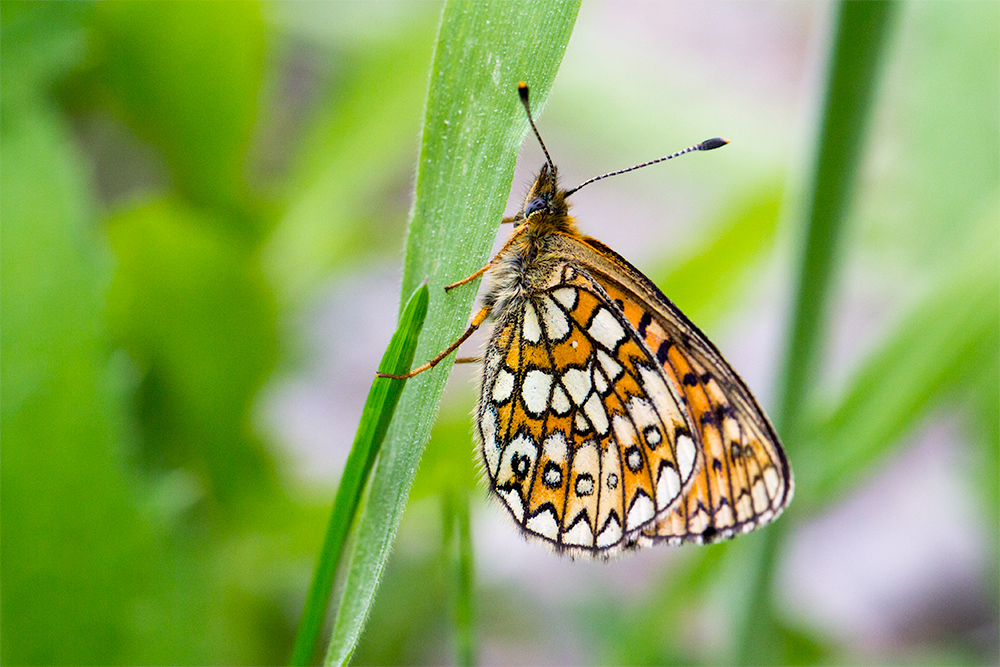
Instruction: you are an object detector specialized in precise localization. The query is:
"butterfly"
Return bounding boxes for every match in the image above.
[382,82,792,557]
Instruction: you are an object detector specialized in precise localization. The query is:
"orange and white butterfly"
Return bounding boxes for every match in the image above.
[383,82,792,557]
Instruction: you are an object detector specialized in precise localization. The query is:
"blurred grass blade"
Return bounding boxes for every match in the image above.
[649,181,784,327]
[799,249,999,508]
[736,3,898,665]
[775,1,898,442]
[323,1,580,664]
[290,284,429,666]
[448,489,476,666]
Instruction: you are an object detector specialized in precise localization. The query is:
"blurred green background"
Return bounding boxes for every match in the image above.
[2,1,997,665]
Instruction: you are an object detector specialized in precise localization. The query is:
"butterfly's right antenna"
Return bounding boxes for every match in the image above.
[518,82,556,173]
[564,137,729,197]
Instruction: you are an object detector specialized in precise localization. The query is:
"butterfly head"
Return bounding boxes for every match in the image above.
[513,162,572,228]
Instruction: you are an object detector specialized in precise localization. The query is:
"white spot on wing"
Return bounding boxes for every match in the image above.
[480,406,500,478]
[656,465,681,508]
[638,365,685,426]
[521,369,552,415]
[583,393,609,435]
[493,369,514,402]
[574,412,590,433]
[562,517,594,546]
[688,506,709,534]
[562,367,592,406]
[597,349,623,382]
[596,515,622,547]
[538,295,570,341]
[763,466,780,499]
[551,385,571,415]
[626,494,655,529]
[677,433,697,481]
[551,286,578,310]
[500,488,524,522]
[715,503,734,528]
[522,301,541,343]
[526,508,559,540]
[593,366,608,394]
[752,479,769,512]
[735,493,754,521]
[588,308,626,350]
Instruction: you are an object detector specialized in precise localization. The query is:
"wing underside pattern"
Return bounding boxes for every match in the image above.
[477,260,792,556]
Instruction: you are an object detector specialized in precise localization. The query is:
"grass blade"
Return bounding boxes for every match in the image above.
[324,2,580,664]
[774,1,899,442]
[290,284,429,666]
[734,3,898,664]
[799,250,999,508]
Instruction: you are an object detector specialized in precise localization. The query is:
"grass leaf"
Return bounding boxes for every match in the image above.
[290,284,429,666]
[323,2,580,663]
[736,3,899,664]
[799,244,1000,509]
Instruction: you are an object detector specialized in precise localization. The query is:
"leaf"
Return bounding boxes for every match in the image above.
[290,285,429,666]
[0,75,157,666]
[323,1,581,663]
[799,238,1000,509]
[92,1,266,211]
[105,197,280,508]
[265,7,439,303]
[736,3,899,664]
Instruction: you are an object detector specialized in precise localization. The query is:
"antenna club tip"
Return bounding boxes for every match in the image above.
[518,81,529,100]
[699,137,729,150]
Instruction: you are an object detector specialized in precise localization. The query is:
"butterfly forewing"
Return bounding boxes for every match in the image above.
[571,237,793,545]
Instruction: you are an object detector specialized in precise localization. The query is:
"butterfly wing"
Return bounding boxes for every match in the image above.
[566,235,793,545]
[477,263,706,557]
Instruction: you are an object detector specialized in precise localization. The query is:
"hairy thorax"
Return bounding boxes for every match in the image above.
[482,214,579,321]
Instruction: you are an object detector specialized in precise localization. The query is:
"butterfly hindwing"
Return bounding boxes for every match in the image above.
[478,264,704,556]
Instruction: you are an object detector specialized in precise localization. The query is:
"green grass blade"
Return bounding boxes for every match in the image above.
[799,249,999,509]
[290,284,429,666]
[324,2,580,664]
[452,489,476,666]
[774,1,899,442]
[735,3,898,664]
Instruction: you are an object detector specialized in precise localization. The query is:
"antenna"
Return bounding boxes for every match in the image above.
[518,82,556,173]
[564,137,729,198]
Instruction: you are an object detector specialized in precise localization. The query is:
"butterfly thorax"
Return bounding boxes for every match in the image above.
[482,164,581,318]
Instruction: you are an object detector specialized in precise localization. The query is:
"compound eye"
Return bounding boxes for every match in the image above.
[524,197,547,217]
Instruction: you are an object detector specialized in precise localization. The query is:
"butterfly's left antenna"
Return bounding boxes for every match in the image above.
[518,82,556,173]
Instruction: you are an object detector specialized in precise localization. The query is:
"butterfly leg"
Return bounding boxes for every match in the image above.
[445,265,489,292]
[455,356,482,364]
[444,223,529,292]
[377,307,490,380]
